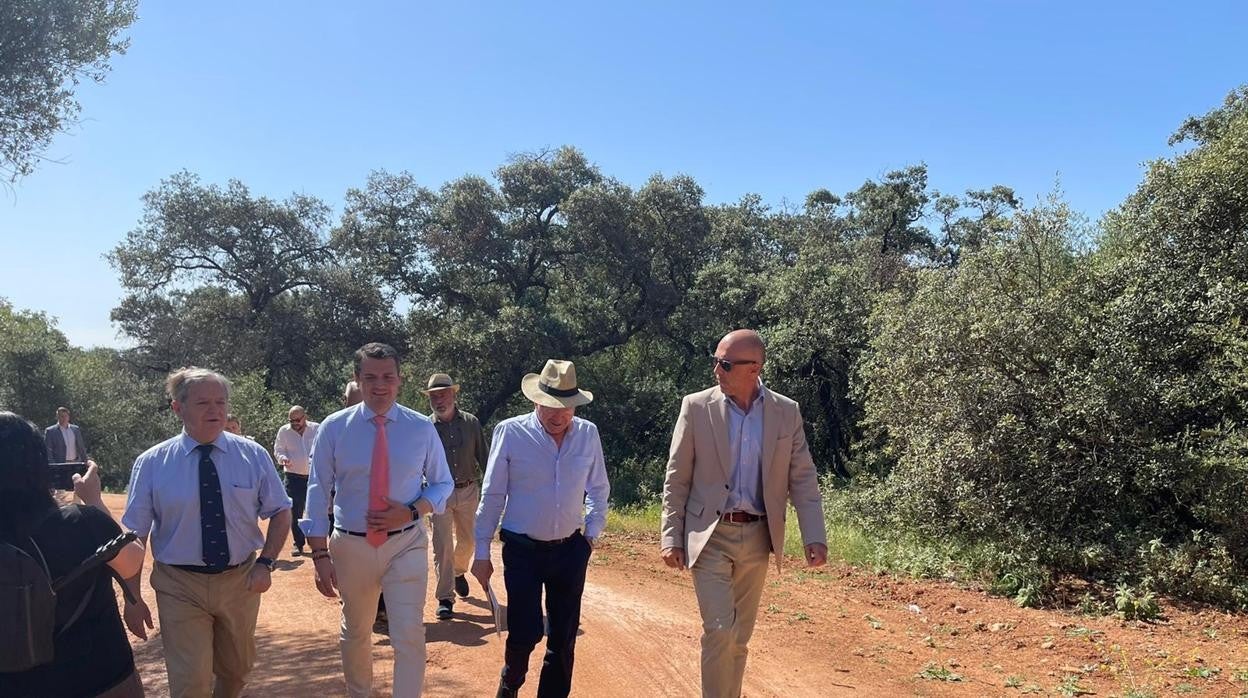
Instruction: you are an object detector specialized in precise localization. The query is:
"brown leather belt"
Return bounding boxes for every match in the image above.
[454,480,476,489]
[721,511,766,523]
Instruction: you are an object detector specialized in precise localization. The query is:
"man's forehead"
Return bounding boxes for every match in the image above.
[186,381,227,400]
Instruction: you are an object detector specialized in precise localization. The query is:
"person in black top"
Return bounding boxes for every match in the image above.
[0,411,147,698]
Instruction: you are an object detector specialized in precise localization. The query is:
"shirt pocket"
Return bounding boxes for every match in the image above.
[227,482,259,512]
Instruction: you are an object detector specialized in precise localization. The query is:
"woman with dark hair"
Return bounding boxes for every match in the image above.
[0,411,147,697]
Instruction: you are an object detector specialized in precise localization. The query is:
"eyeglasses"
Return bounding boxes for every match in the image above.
[712,357,759,372]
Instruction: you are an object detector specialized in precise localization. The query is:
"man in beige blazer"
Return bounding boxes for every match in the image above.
[661,329,828,698]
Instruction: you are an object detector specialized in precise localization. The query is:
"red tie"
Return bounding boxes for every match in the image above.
[367,414,390,548]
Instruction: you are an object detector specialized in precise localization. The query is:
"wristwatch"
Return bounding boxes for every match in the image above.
[255,556,276,572]
[407,501,421,521]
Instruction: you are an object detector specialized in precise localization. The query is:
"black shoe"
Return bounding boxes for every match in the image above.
[436,599,453,620]
[496,679,519,698]
[291,546,303,557]
[454,574,470,598]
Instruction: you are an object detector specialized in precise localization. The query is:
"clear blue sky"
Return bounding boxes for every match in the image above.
[2,2,1245,348]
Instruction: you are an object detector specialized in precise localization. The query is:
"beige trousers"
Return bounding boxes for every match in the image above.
[430,482,478,601]
[330,523,429,697]
[690,519,771,698]
[150,557,260,698]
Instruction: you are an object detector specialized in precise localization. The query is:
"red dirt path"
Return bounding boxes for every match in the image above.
[101,495,1248,697]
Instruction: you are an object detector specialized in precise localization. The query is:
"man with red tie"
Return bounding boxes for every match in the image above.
[300,342,454,697]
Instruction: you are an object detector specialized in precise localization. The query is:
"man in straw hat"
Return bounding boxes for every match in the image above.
[472,359,611,698]
[423,372,488,620]
[661,329,828,698]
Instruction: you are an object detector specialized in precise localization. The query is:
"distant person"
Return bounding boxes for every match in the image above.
[473,360,610,698]
[423,373,487,620]
[0,411,147,697]
[660,329,828,698]
[44,406,88,463]
[224,414,243,435]
[121,367,292,698]
[302,343,454,697]
[343,380,363,407]
[274,405,319,557]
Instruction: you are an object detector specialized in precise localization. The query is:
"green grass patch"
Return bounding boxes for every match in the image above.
[607,501,663,536]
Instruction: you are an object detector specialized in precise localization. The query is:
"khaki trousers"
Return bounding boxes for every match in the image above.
[430,482,478,601]
[151,557,260,698]
[330,523,429,697]
[690,519,771,698]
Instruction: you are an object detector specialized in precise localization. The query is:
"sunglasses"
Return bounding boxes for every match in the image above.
[712,357,759,372]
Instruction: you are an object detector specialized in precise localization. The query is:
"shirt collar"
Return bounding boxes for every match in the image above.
[178,430,232,457]
[362,402,400,423]
[721,381,767,404]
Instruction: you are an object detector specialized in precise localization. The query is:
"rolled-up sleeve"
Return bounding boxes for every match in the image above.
[420,430,454,514]
[256,451,293,520]
[301,422,335,537]
[474,423,510,559]
[583,426,611,539]
[120,454,154,536]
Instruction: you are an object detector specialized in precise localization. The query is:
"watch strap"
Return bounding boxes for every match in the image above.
[256,556,276,571]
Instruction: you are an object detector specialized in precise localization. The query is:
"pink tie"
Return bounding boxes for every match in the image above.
[367,414,390,548]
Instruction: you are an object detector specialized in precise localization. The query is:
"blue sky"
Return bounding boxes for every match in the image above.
[2,2,1245,348]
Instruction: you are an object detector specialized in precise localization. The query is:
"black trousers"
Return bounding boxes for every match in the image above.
[285,472,308,549]
[501,529,592,698]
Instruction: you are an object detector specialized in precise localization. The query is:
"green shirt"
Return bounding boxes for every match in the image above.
[429,408,487,484]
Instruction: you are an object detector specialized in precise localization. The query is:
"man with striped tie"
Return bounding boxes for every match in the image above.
[301,342,454,697]
[121,367,293,698]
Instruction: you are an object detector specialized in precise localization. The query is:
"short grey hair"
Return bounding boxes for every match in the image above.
[166,366,232,404]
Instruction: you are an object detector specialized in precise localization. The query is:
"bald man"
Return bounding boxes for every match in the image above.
[274,405,320,556]
[660,329,828,698]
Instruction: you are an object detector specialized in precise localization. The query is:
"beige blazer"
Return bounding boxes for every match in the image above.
[661,385,827,572]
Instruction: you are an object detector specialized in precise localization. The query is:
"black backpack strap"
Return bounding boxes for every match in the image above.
[56,581,96,636]
[27,536,97,636]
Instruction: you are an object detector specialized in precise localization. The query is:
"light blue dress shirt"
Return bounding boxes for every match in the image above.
[474,412,611,559]
[300,402,453,538]
[122,431,292,566]
[724,384,766,515]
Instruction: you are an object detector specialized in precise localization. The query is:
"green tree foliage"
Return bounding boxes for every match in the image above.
[108,172,402,411]
[338,147,714,425]
[0,0,136,181]
[0,299,70,422]
[854,88,1248,608]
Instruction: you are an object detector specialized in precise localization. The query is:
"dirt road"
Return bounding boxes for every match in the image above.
[104,495,1248,697]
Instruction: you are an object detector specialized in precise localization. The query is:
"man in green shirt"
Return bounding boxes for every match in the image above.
[424,372,488,619]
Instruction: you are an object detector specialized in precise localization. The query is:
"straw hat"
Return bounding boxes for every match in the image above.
[520,360,593,408]
[421,373,460,395]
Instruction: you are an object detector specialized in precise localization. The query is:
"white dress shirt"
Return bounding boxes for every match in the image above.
[274,420,319,475]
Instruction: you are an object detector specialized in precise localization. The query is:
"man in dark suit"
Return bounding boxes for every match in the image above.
[45,406,89,463]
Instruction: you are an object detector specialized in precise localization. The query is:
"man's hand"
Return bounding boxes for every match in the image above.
[71,460,103,507]
[804,542,828,567]
[471,558,493,590]
[123,598,154,640]
[313,557,338,598]
[366,498,418,532]
[660,546,686,569]
[246,564,272,593]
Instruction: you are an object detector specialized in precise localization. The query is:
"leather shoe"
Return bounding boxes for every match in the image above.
[436,599,453,620]
[454,574,470,598]
[495,679,519,698]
